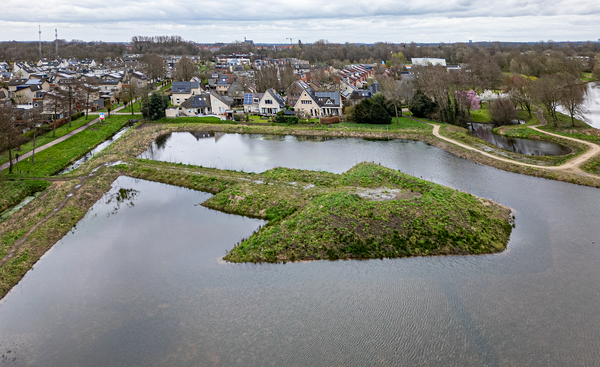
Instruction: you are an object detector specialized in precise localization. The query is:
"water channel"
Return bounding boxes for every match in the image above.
[557,82,600,129]
[468,122,571,156]
[1,133,600,366]
[58,126,132,175]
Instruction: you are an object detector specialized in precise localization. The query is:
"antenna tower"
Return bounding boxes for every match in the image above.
[55,29,58,56]
[38,26,42,57]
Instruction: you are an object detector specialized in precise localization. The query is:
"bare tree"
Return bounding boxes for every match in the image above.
[121,83,139,115]
[255,66,278,92]
[531,75,561,122]
[44,90,68,137]
[559,76,588,126]
[76,82,99,120]
[0,103,22,174]
[175,55,197,81]
[141,53,166,82]
[414,65,454,123]
[377,75,403,123]
[491,98,518,126]
[279,62,298,92]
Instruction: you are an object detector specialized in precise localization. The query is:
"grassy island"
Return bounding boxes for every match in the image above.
[219,162,513,262]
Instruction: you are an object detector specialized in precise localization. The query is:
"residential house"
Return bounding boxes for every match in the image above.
[243,92,264,114]
[286,80,309,107]
[294,90,342,117]
[227,81,246,106]
[0,87,8,101]
[180,94,212,115]
[346,90,373,106]
[210,91,234,117]
[131,71,149,89]
[171,81,202,106]
[258,89,285,115]
[98,79,122,93]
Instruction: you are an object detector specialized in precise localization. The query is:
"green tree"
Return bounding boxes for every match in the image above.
[409,90,436,118]
[142,92,169,120]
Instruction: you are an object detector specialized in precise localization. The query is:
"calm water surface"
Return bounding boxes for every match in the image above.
[2,135,600,366]
[468,122,571,156]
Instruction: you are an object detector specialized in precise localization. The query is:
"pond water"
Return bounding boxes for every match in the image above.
[468,122,571,156]
[2,135,600,366]
[59,126,131,175]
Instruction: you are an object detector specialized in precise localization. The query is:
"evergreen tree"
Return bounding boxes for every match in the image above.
[143,93,169,120]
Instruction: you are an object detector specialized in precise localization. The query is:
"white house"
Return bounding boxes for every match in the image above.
[258,88,285,115]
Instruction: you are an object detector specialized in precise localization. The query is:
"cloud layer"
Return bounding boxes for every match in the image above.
[1,0,599,43]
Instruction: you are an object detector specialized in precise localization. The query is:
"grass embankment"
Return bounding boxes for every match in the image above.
[1,114,141,178]
[0,171,119,299]
[0,180,51,213]
[0,115,90,166]
[439,110,587,166]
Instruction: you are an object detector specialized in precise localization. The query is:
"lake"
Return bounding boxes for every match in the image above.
[1,134,599,366]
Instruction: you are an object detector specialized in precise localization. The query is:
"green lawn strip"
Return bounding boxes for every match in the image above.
[1,114,141,177]
[0,180,51,213]
[159,83,172,93]
[439,123,585,166]
[0,115,91,166]
[581,155,600,175]
[469,105,492,123]
[581,73,595,83]
[224,162,512,263]
[537,110,600,145]
[339,117,429,131]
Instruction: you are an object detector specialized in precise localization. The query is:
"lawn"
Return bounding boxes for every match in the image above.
[1,114,142,177]
[121,101,143,114]
[0,115,92,166]
[469,105,492,123]
[339,116,430,131]
[154,116,230,124]
[0,180,51,213]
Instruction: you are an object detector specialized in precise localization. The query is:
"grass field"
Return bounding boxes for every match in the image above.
[1,114,141,177]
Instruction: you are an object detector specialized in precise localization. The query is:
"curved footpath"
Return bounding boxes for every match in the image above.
[419,109,600,173]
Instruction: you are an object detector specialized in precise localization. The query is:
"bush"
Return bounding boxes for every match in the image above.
[234,114,243,122]
[275,115,299,124]
[409,90,436,118]
[354,96,391,124]
[142,93,169,120]
[491,98,518,126]
[320,116,340,124]
[71,112,84,120]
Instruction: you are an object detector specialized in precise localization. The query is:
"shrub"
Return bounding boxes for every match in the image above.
[491,98,518,125]
[354,96,392,124]
[409,90,436,118]
[275,115,299,124]
[142,92,169,120]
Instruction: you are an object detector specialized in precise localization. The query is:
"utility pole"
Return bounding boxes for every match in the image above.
[55,29,58,57]
[38,25,42,58]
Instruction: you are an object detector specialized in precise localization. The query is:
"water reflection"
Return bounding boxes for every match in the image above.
[468,122,571,156]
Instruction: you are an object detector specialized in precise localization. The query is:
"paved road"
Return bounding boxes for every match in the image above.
[0,85,163,173]
[420,109,600,173]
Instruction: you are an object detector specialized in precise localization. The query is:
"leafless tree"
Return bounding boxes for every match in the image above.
[0,103,22,174]
[414,64,454,123]
[120,83,139,115]
[531,75,561,122]
[377,75,404,123]
[44,90,68,137]
[76,82,99,120]
[174,55,197,81]
[491,98,519,126]
[559,76,588,126]
[141,53,166,82]
[279,62,297,92]
[255,66,278,92]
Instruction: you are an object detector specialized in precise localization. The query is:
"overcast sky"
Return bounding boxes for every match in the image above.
[1,0,600,44]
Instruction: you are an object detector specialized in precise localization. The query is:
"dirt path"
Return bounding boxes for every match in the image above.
[418,110,600,173]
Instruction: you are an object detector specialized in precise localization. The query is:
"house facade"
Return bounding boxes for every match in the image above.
[258,89,285,115]
[171,81,202,106]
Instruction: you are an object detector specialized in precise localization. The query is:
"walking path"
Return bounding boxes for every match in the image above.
[416,109,600,173]
[1,85,162,172]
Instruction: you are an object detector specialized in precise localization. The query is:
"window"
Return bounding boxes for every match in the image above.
[176,98,180,103]
[265,100,272,104]
[253,98,259,103]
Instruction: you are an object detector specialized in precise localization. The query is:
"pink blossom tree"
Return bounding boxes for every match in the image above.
[455,90,480,116]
